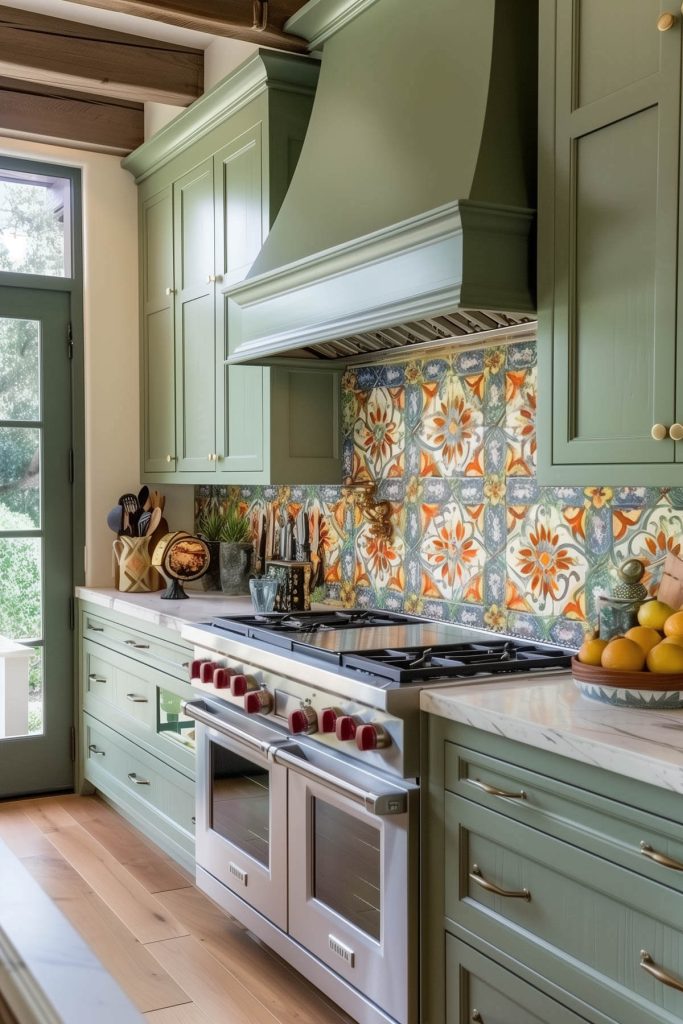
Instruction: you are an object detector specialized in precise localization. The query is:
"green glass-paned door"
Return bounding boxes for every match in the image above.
[548,0,681,466]
[0,289,73,795]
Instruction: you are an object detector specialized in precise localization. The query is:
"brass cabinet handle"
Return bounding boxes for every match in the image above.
[165,287,176,295]
[126,693,149,703]
[469,864,531,901]
[640,951,683,992]
[88,674,107,684]
[469,778,527,800]
[124,640,150,649]
[669,423,683,441]
[166,454,176,463]
[88,744,105,756]
[658,12,677,30]
[127,772,150,786]
[651,423,668,440]
[640,841,683,871]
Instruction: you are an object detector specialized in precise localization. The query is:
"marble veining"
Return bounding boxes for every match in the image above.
[421,673,683,795]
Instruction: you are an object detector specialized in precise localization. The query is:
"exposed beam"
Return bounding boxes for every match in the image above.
[0,6,203,106]
[0,77,143,154]
[62,0,308,53]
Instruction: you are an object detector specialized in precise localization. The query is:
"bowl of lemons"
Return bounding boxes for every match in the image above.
[573,600,683,708]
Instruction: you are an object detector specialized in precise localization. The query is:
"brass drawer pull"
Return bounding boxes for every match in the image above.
[124,640,150,649]
[88,674,107,684]
[88,744,105,756]
[640,841,683,871]
[640,951,683,992]
[469,864,531,901]
[127,772,150,786]
[126,693,149,703]
[469,778,527,800]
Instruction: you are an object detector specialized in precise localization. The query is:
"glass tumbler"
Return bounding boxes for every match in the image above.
[249,576,279,613]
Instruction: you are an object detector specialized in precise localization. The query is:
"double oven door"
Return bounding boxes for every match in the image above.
[188,697,418,1024]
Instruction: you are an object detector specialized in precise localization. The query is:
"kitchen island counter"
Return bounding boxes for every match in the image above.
[421,672,683,795]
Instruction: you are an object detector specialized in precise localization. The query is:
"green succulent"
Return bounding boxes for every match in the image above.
[196,501,252,544]
[195,507,226,542]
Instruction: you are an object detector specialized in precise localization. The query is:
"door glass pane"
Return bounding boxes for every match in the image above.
[0,427,40,527]
[28,647,43,735]
[0,537,42,640]
[0,317,39,420]
[0,171,70,277]
[313,799,381,941]
[158,688,195,750]
[210,741,270,866]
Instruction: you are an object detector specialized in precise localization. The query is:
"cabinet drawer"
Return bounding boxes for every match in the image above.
[446,740,683,897]
[83,641,195,776]
[83,714,195,838]
[446,796,683,1024]
[82,610,191,681]
[446,936,594,1024]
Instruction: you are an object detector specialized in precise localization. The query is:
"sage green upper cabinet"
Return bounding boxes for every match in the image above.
[141,187,175,473]
[537,0,683,485]
[124,51,342,485]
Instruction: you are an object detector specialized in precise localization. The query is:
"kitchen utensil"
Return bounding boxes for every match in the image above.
[145,506,162,537]
[137,509,152,536]
[106,505,123,534]
[119,493,138,515]
[249,576,279,613]
[137,485,150,511]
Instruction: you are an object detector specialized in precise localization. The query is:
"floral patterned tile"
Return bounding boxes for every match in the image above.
[506,503,588,618]
[505,366,536,476]
[352,386,405,481]
[418,500,486,603]
[416,373,484,477]
[613,505,683,594]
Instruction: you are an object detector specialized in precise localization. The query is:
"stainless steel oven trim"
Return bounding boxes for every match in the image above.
[183,698,287,758]
[273,744,409,816]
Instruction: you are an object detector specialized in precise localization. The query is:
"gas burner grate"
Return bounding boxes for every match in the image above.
[340,641,572,682]
[207,609,413,642]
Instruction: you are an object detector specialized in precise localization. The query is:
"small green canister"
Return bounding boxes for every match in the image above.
[599,559,648,639]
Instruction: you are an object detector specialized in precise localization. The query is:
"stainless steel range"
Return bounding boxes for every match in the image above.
[181,611,572,1024]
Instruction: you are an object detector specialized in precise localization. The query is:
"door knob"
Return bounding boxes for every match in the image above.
[670,423,683,441]
[651,423,668,441]
[658,11,677,30]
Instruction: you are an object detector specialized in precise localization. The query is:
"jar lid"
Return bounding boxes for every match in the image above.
[618,558,645,584]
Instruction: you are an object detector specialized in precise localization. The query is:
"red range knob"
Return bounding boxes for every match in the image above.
[356,724,391,752]
[335,715,358,741]
[213,667,231,689]
[318,707,340,733]
[189,659,204,680]
[288,706,318,735]
[245,689,273,714]
[230,674,250,697]
[200,661,218,684]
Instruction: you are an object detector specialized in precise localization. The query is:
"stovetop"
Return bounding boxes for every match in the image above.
[202,610,574,684]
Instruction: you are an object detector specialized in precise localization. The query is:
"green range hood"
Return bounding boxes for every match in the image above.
[227,0,538,365]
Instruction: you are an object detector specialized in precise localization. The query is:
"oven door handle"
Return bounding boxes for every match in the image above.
[182,699,274,757]
[272,746,407,816]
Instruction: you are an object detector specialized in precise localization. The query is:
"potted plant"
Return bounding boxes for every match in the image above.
[218,501,254,596]
[195,504,224,591]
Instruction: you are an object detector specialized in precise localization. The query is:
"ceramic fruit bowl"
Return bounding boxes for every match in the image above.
[572,657,683,709]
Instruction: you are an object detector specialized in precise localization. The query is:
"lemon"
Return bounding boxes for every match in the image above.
[663,610,683,637]
[638,599,676,632]
[577,637,608,666]
[601,636,646,672]
[647,642,683,674]
[662,635,683,648]
[624,625,662,655]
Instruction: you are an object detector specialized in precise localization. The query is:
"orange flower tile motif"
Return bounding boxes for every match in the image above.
[613,505,683,594]
[352,387,404,481]
[507,505,587,616]
[417,373,483,477]
[355,522,405,592]
[505,367,536,476]
[418,501,485,602]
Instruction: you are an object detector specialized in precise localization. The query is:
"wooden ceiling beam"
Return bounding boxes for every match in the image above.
[62,0,308,53]
[0,6,203,106]
[0,77,143,154]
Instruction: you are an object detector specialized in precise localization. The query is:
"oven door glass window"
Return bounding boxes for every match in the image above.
[210,741,270,867]
[313,797,381,941]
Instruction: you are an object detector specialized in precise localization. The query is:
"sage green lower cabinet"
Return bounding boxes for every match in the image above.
[424,717,683,1024]
[78,602,195,872]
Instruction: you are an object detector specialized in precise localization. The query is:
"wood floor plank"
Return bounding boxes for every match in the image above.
[157,887,352,1024]
[43,821,190,944]
[146,935,282,1024]
[19,852,192,1013]
[56,796,193,894]
[24,798,82,832]
[0,806,57,858]
[145,1004,212,1024]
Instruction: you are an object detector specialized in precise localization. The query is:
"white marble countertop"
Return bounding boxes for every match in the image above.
[0,838,143,1024]
[421,672,683,795]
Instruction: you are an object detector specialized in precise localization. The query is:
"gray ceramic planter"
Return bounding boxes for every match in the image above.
[219,542,253,595]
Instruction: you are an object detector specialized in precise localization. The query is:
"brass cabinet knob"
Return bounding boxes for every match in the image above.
[165,287,176,295]
[651,423,668,441]
[207,274,223,284]
[658,11,677,30]
[166,454,176,463]
[471,1013,483,1023]
[670,423,683,441]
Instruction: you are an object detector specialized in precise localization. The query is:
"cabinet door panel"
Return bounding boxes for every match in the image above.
[174,160,216,473]
[142,188,176,473]
[539,0,681,477]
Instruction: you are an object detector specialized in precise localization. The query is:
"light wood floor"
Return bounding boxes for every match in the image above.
[0,793,354,1024]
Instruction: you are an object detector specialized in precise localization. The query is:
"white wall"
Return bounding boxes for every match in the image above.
[0,136,195,585]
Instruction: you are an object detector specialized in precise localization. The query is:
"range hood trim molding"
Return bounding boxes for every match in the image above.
[285,0,381,49]
[226,200,534,365]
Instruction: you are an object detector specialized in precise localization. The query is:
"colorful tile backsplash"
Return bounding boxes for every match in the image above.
[196,337,683,648]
